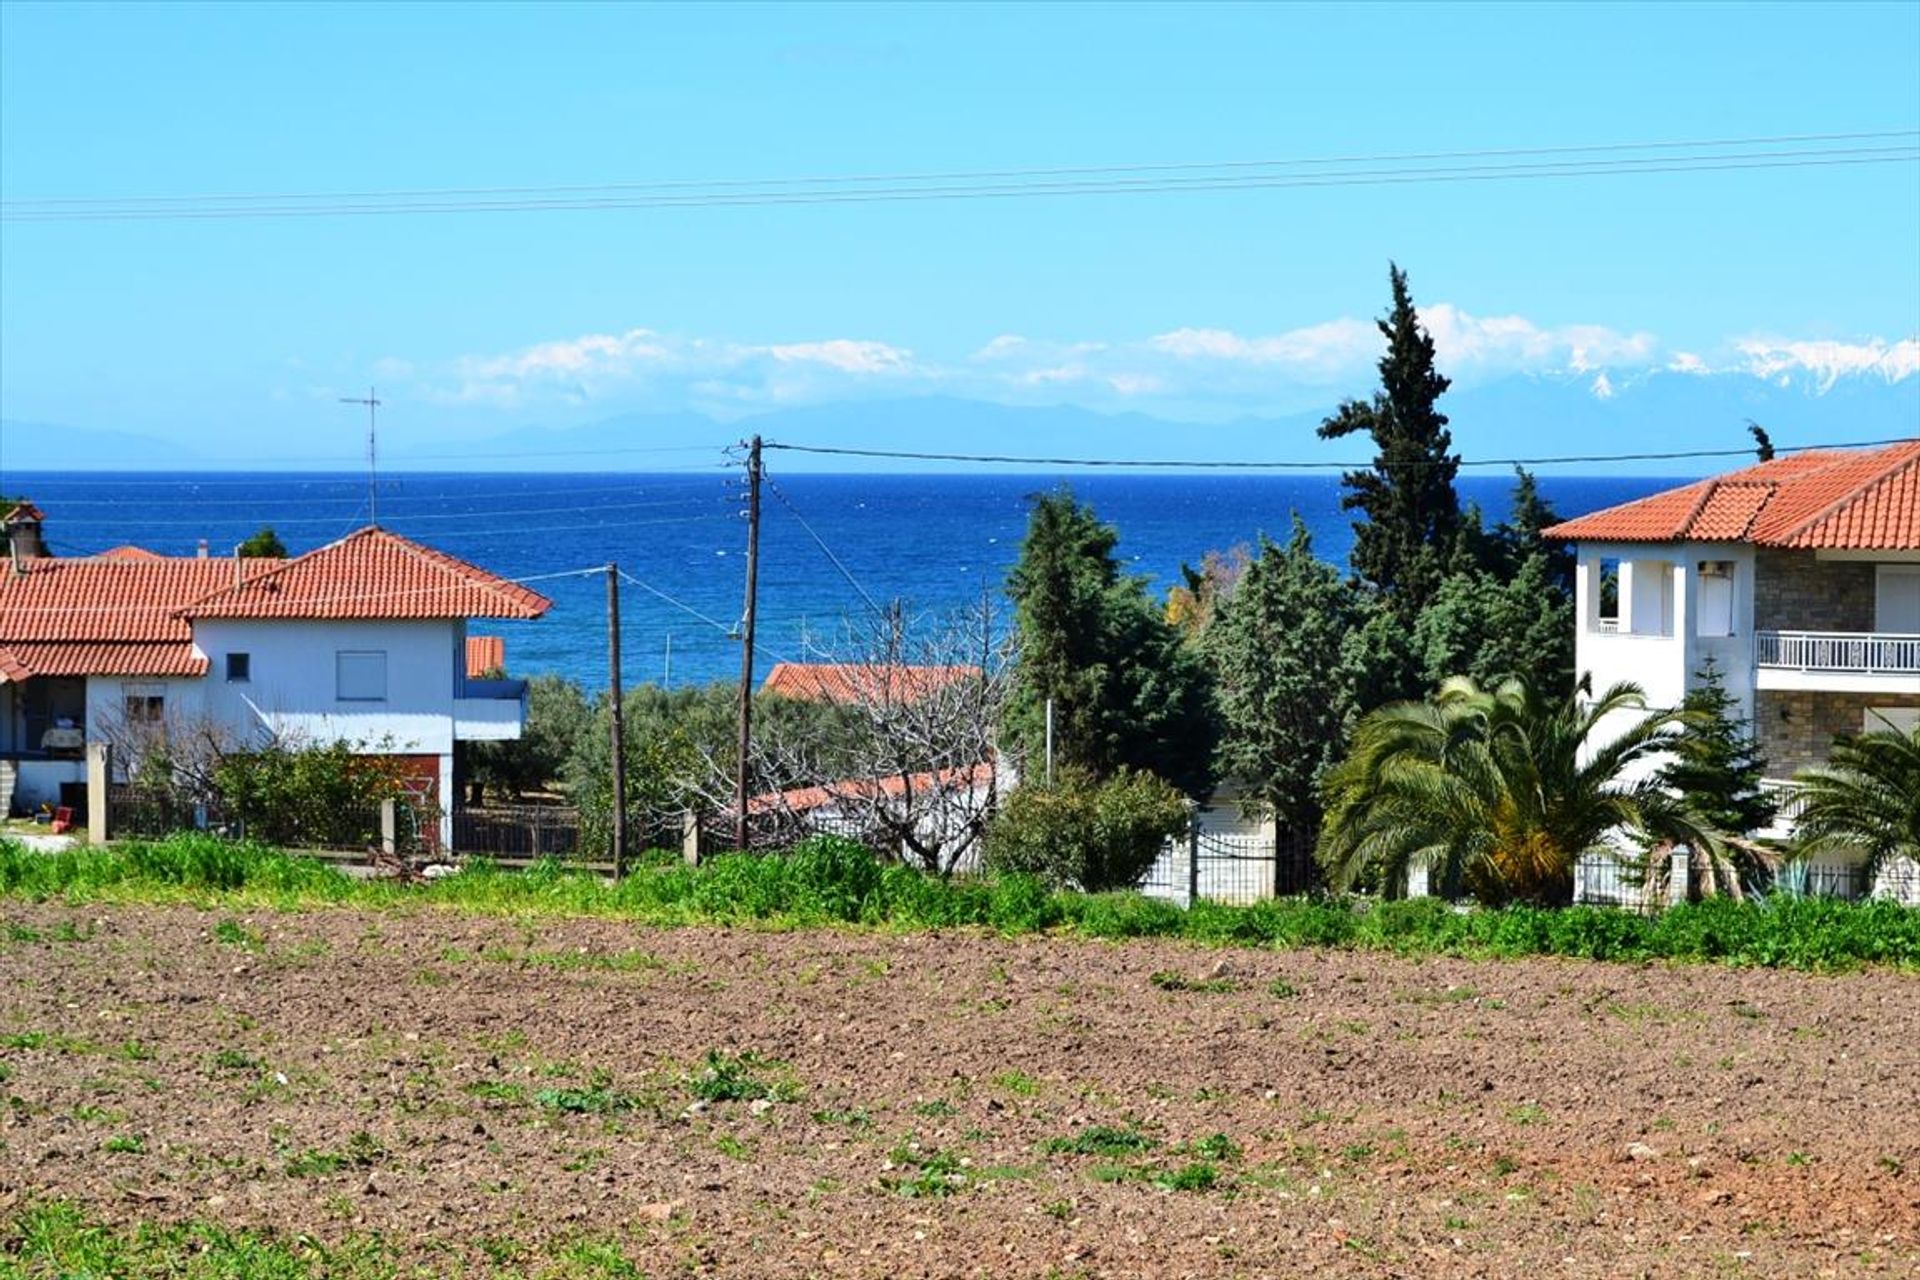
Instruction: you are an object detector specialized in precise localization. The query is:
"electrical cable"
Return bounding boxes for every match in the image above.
[762,435,1918,471]
[5,144,1913,222]
[765,476,886,617]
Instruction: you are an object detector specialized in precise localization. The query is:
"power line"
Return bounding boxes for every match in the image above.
[7,128,1913,210]
[762,436,1918,472]
[28,496,727,529]
[6,143,1914,222]
[766,476,885,617]
[1,461,734,488]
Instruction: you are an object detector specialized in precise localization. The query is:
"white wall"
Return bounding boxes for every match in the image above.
[1574,541,1758,717]
[188,618,460,755]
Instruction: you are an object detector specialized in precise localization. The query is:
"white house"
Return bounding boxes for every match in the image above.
[1547,439,1920,897]
[0,514,550,844]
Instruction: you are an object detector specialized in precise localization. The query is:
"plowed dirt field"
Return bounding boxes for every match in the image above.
[1,902,1914,1277]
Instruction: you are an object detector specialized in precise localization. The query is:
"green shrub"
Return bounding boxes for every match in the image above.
[983,768,1189,891]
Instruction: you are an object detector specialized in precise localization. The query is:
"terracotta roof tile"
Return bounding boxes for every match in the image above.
[180,527,550,620]
[751,762,996,815]
[0,558,267,644]
[93,545,164,561]
[466,635,506,678]
[760,662,982,703]
[0,641,207,679]
[1545,440,1920,549]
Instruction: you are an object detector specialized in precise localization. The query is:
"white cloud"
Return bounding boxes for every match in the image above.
[399,313,1918,420]
[1149,319,1375,380]
[766,339,914,375]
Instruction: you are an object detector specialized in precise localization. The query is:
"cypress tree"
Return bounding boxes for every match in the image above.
[1317,263,1461,618]
[1006,488,1216,795]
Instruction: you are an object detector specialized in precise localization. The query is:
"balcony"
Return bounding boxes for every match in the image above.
[453,678,528,742]
[1754,630,1920,693]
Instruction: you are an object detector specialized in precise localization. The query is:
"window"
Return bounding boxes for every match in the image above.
[336,650,387,702]
[1877,566,1920,634]
[1696,561,1735,638]
[1595,558,1621,632]
[225,652,251,682]
[1866,707,1920,735]
[125,692,165,725]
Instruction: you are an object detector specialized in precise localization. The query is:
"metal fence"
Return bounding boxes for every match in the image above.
[1571,851,1655,913]
[450,805,582,859]
[104,784,425,854]
[1141,827,1317,906]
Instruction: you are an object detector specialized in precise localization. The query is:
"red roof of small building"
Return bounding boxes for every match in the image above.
[0,527,547,682]
[466,635,506,678]
[750,762,996,815]
[94,545,164,561]
[1545,440,1920,549]
[760,662,982,703]
[179,527,551,620]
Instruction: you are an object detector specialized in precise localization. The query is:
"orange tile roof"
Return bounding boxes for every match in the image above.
[93,545,164,561]
[0,558,268,644]
[760,662,982,703]
[180,527,551,620]
[1545,440,1920,549]
[0,641,208,679]
[0,528,545,683]
[466,635,506,678]
[750,762,996,815]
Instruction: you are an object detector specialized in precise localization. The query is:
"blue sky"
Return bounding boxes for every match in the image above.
[1,1,1916,463]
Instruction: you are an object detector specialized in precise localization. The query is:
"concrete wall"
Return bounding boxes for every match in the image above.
[1755,690,1920,775]
[189,618,461,755]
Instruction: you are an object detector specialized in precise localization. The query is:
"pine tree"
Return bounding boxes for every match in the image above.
[1662,658,1778,836]
[1317,263,1461,618]
[237,525,287,558]
[1203,518,1365,835]
[1492,467,1574,594]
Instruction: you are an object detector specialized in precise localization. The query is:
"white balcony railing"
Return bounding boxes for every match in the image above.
[1754,630,1920,675]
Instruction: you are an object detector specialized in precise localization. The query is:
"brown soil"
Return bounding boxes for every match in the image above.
[1,902,1914,1278]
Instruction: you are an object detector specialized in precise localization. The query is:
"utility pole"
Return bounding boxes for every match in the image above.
[606,563,627,879]
[339,387,382,525]
[735,435,763,850]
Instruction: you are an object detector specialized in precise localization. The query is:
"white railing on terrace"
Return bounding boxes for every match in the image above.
[1754,630,1920,675]
[1595,618,1620,634]
[1758,778,1811,827]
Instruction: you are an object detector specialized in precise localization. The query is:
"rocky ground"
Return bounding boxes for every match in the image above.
[1,901,1914,1277]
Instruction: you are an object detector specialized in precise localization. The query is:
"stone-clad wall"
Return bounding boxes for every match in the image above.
[1753,549,1876,633]
[1755,690,1920,775]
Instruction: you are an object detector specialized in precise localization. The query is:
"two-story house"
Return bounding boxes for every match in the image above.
[1546,439,1919,891]
[0,517,550,844]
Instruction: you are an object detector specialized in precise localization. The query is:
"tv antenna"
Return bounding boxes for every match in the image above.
[339,387,382,525]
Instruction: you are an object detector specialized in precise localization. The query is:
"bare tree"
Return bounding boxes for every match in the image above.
[736,596,1016,875]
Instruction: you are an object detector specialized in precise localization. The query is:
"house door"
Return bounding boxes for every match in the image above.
[1877,566,1920,634]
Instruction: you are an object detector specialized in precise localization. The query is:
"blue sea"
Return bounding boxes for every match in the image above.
[9,471,1672,689]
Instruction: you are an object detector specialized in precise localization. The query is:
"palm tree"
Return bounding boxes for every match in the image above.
[1317,676,1716,906]
[1790,725,1920,895]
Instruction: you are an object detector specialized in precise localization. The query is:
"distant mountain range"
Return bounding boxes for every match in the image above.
[4,367,1914,476]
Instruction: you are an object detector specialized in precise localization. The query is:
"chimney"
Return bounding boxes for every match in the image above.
[197,538,209,559]
[3,501,47,570]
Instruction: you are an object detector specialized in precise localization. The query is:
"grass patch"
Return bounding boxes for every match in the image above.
[2,832,1916,972]
[1149,970,1240,994]
[688,1050,795,1104]
[1045,1124,1158,1158]
[882,1142,968,1198]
